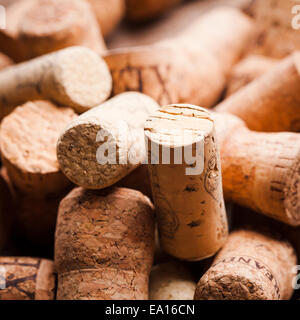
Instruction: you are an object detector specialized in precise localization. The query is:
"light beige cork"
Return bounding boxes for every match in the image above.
[55,187,155,300]
[194,229,297,300]
[0,52,13,71]
[0,100,76,198]
[0,257,55,300]
[57,92,159,190]
[213,112,300,226]
[0,0,106,62]
[144,105,228,261]
[0,46,112,117]
[104,7,256,107]
[226,54,278,96]
[149,261,196,300]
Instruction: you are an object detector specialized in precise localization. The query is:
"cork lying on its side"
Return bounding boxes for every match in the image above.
[0,52,13,71]
[0,0,106,62]
[149,261,196,300]
[0,46,112,118]
[55,187,155,300]
[216,52,300,132]
[145,105,228,261]
[0,100,76,198]
[0,257,55,300]
[57,92,159,190]
[194,230,297,300]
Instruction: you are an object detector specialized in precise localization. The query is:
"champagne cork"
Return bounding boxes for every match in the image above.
[213,112,300,226]
[0,257,55,300]
[194,230,297,300]
[144,105,228,261]
[0,46,112,117]
[216,52,300,132]
[0,0,106,62]
[226,54,278,96]
[149,261,196,300]
[0,52,13,71]
[104,7,255,107]
[0,100,76,198]
[57,92,159,189]
[55,187,155,300]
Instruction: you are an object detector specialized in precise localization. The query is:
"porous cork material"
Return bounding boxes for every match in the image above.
[226,54,278,96]
[0,52,13,71]
[216,52,300,132]
[0,100,76,198]
[55,187,155,300]
[0,0,106,62]
[213,112,300,226]
[0,46,112,117]
[194,230,297,300]
[57,92,159,190]
[149,261,196,300]
[0,257,55,300]
[104,7,255,108]
[144,105,228,261]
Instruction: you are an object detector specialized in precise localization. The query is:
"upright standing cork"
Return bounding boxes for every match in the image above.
[0,0,106,62]
[0,52,13,71]
[144,105,228,261]
[213,112,300,226]
[216,52,300,132]
[0,46,112,118]
[55,187,155,300]
[57,92,159,190]
[194,230,297,300]
[0,257,55,300]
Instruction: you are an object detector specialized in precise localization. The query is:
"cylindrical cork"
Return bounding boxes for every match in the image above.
[87,0,125,38]
[144,105,228,261]
[216,52,300,132]
[55,187,155,300]
[0,257,55,300]
[57,92,159,190]
[0,52,13,71]
[104,7,255,107]
[149,261,196,300]
[0,0,106,62]
[213,112,300,226]
[0,46,112,117]
[0,100,76,198]
[226,55,278,96]
[194,230,297,300]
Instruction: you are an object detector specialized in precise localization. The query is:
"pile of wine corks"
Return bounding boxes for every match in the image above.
[0,0,299,301]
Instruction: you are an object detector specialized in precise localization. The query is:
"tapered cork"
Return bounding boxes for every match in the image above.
[213,112,300,226]
[149,261,196,300]
[216,52,300,132]
[0,100,76,198]
[55,187,155,300]
[0,52,13,71]
[57,92,159,190]
[226,55,278,96]
[144,105,228,261]
[104,7,255,107]
[0,0,106,62]
[194,230,297,300]
[0,257,55,300]
[0,46,112,117]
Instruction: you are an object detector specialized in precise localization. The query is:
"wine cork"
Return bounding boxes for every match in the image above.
[213,112,300,226]
[226,55,278,96]
[0,0,106,62]
[144,105,228,261]
[0,100,76,198]
[216,52,300,132]
[149,261,196,300]
[194,230,297,300]
[0,257,55,300]
[87,0,125,38]
[125,0,182,22]
[0,52,13,71]
[57,92,159,190]
[55,187,155,300]
[104,7,255,107]
[0,46,112,117]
